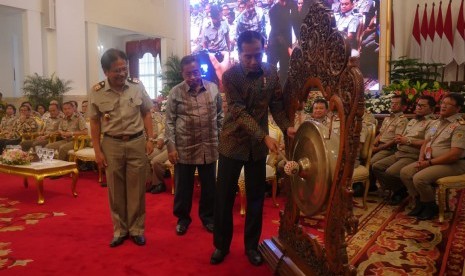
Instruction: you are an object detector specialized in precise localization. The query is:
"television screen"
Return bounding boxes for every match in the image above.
[189,0,380,90]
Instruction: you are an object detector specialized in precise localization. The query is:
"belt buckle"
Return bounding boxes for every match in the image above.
[122,135,130,141]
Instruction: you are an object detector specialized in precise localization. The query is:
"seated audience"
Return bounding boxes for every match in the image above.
[369,95,408,191]
[0,104,38,153]
[21,103,61,151]
[372,95,436,205]
[146,102,169,194]
[400,93,465,220]
[45,101,87,160]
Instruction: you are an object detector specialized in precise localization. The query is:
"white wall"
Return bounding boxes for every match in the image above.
[0,0,188,100]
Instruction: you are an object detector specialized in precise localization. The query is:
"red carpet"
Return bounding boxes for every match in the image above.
[0,171,281,276]
[2,171,464,275]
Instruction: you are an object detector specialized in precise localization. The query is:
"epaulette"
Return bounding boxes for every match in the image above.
[458,117,465,125]
[399,115,405,118]
[93,81,105,91]
[127,77,140,84]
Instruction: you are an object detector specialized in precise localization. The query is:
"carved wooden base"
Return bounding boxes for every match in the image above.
[260,237,317,276]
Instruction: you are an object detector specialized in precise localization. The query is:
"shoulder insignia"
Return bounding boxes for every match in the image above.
[399,115,405,118]
[127,77,140,84]
[458,117,465,125]
[93,81,105,92]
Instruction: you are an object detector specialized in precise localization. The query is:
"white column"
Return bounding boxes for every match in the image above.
[55,0,87,96]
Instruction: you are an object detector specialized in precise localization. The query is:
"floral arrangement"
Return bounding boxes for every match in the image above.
[365,79,448,114]
[155,95,168,112]
[0,148,32,165]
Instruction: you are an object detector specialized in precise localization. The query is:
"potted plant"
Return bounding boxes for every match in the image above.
[156,55,183,111]
[22,73,72,108]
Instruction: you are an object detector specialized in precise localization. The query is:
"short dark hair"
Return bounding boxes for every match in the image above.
[19,104,31,111]
[101,48,128,72]
[35,104,46,111]
[443,92,464,107]
[237,30,265,53]
[210,5,221,18]
[6,104,16,114]
[62,101,74,108]
[49,103,59,109]
[313,98,329,109]
[392,94,406,106]
[418,95,436,109]
[180,55,199,71]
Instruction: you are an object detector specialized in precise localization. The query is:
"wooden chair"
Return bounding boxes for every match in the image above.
[436,174,465,223]
[351,122,377,209]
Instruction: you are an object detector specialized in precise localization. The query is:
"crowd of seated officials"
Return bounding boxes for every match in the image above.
[0,100,88,161]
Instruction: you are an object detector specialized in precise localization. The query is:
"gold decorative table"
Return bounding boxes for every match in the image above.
[0,160,79,204]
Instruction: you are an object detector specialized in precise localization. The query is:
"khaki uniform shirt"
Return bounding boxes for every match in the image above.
[42,116,61,136]
[425,114,465,159]
[151,111,165,141]
[88,79,153,136]
[59,113,87,134]
[395,114,435,159]
[378,112,408,144]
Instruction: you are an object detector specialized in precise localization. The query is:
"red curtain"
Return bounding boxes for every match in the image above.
[125,38,161,78]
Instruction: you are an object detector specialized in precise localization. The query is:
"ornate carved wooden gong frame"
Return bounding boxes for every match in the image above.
[259,1,364,275]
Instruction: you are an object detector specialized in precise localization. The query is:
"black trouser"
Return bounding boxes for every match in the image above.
[213,154,266,252]
[173,162,216,227]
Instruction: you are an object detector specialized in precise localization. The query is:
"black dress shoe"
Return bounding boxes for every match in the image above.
[245,249,263,266]
[131,235,146,246]
[407,198,424,216]
[417,202,439,220]
[389,189,408,206]
[109,235,128,247]
[352,183,364,197]
[210,249,229,265]
[176,224,188,235]
[150,183,166,194]
[204,223,214,233]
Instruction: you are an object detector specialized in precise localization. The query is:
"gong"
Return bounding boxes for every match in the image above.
[290,121,339,217]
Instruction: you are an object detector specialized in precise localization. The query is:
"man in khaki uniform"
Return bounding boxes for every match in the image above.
[369,95,408,192]
[88,48,154,247]
[372,95,436,205]
[400,93,465,220]
[371,95,409,164]
[146,103,169,194]
[45,102,87,160]
[0,104,38,152]
[21,103,61,151]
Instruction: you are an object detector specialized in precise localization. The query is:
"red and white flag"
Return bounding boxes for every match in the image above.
[410,4,422,60]
[420,4,429,63]
[425,3,436,63]
[432,1,444,63]
[453,0,465,65]
[440,0,454,66]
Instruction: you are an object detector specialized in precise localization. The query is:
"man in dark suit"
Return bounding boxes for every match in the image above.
[210,30,296,266]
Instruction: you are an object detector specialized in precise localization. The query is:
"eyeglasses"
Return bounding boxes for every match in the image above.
[110,67,128,74]
[416,103,428,108]
[184,70,201,78]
